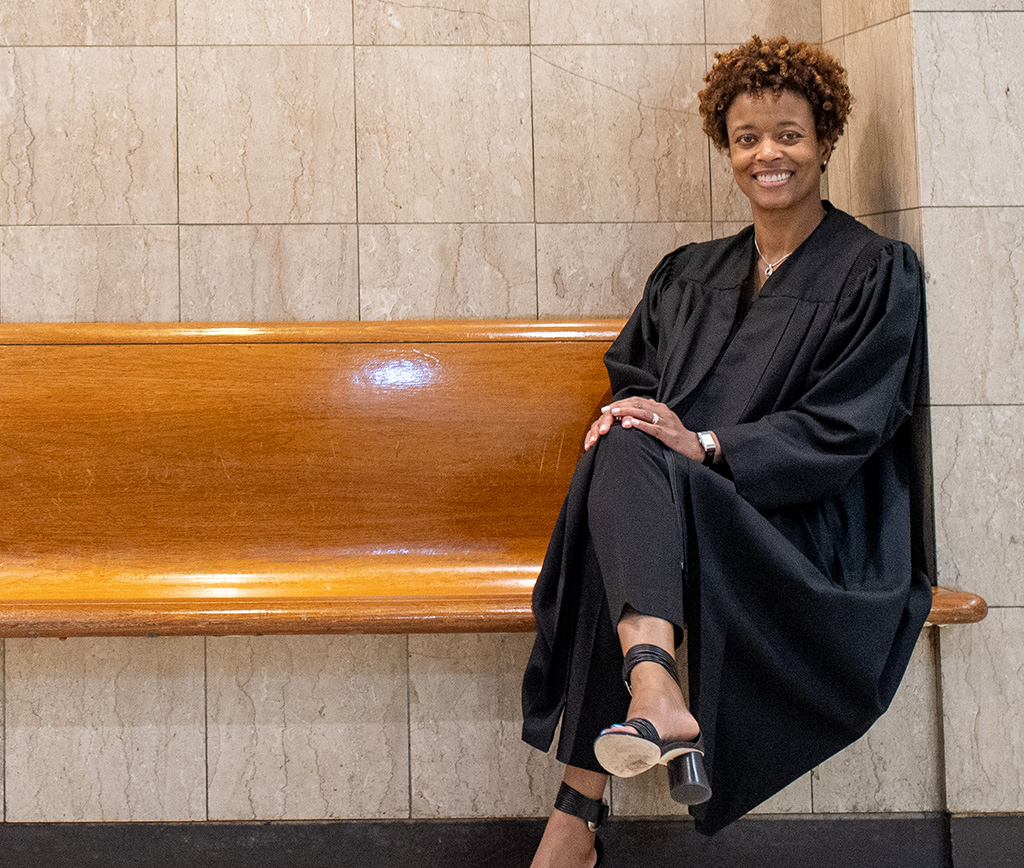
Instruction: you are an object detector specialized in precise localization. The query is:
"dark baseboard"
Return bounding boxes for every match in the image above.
[950,814,1024,868]
[1,813,1014,868]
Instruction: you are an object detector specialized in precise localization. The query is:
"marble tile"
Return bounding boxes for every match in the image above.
[915,13,1024,207]
[180,224,358,321]
[359,223,536,320]
[710,144,753,225]
[533,46,708,223]
[941,608,1024,813]
[820,0,845,43]
[920,207,1024,405]
[711,221,749,239]
[859,206,923,252]
[529,0,704,45]
[845,0,911,36]
[843,16,920,216]
[705,0,822,45]
[354,0,529,45]
[179,0,353,45]
[822,37,853,214]
[4,638,206,822]
[932,406,1024,608]
[409,632,565,818]
[0,225,179,322]
[0,0,175,45]
[614,767,811,817]
[178,47,356,224]
[0,47,177,225]
[812,633,942,813]
[914,0,1024,10]
[356,47,533,223]
[536,223,710,318]
[207,635,409,820]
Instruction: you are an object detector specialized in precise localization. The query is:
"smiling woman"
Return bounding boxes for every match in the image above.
[525,35,930,868]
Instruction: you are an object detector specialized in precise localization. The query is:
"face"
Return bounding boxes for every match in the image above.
[725,89,830,219]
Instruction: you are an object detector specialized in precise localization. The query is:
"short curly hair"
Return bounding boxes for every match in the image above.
[698,35,851,157]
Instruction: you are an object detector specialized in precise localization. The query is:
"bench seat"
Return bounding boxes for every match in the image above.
[0,321,986,638]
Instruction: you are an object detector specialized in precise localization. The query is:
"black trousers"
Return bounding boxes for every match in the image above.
[558,425,689,772]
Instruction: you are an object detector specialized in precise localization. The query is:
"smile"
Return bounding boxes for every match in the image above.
[754,171,793,186]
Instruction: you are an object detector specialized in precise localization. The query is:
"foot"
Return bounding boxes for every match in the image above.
[530,809,599,868]
[613,659,700,743]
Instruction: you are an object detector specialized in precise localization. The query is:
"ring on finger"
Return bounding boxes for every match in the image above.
[652,412,659,424]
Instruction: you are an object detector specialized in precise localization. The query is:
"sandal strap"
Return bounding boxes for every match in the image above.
[554,782,608,832]
[622,643,679,695]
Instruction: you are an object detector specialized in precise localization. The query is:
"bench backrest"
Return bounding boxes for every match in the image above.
[0,321,621,635]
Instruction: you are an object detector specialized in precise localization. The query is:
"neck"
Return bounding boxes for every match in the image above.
[751,200,826,261]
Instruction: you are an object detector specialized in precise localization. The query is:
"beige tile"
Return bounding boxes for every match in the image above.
[913,0,1024,11]
[178,47,356,224]
[533,46,709,223]
[0,47,177,225]
[355,0,529,45]
[710,144,753,225]
[821,0,845,42]
[356,47,533,223]
[859,207,923,253]
[846,0,911,35]
[179,0,353,45]
[359,223,536,320]
[921,207,1024,405]
[530,0,704,45]
[614,766,811,817]
[0,226,178,322]
[536,223,711,318]
[843,16,920,215]
[705,0,822,44]
[180,225,358,321]
[0,0,175,45]
[915,12,1024,207]
[207,635,409,820]
[932,406,1024,608]
[941,608,1024,813]
[812,633,942,813]
[822,37,853,214]
[409,633,565,818]
[4,638,205,822]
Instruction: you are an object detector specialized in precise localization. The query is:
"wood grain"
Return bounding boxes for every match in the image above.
[0,320,985,636]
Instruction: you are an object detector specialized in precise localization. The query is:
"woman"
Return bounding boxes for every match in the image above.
[523,35,931,867]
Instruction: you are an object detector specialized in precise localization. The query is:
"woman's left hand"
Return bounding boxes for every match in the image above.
[599,397,704,462]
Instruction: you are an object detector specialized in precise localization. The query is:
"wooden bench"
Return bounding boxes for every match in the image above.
[0,320,985,638]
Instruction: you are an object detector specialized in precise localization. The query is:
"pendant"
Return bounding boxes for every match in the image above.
[764,263,774,276]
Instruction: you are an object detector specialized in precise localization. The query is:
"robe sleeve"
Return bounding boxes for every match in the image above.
[714,240,925,512]
[602,248,682,400]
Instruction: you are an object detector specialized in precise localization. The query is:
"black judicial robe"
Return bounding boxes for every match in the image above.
[521,203,932,835]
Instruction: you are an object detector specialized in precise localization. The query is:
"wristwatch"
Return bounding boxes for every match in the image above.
[697,430,717,466]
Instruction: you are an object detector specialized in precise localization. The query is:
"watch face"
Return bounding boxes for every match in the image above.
[698,431,715,450]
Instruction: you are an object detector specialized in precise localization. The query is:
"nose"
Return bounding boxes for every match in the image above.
[757,137,778,160]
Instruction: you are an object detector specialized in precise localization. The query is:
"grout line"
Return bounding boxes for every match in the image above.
[351,1,363,322]
[174,0,182,323]
[204,635,210,821]
[405,634,413,820]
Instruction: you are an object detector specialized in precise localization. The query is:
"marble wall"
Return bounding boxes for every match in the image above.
[0,0,1015,826]
[824,0,1024,820]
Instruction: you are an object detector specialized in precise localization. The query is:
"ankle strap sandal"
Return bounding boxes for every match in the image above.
[553,781,608,832]
[593,644,711,805]
[553,783,606,866]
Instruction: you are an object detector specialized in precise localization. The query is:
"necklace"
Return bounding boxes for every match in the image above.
[754,237,793,276]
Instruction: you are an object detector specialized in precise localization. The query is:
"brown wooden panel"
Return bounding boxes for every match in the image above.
[0,321,619,636]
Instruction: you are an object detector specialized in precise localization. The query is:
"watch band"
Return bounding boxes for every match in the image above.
[697,430,716,466]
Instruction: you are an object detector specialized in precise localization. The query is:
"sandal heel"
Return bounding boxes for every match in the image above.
[667,749,711,805]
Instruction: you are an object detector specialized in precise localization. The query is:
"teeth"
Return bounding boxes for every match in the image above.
[756,172,792,183]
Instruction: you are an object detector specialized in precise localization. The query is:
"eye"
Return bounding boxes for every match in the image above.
[734,134,757,146]
[779,131,802,142]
